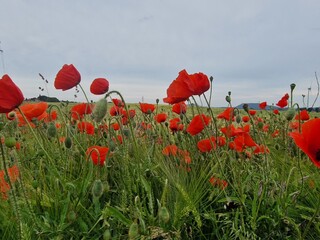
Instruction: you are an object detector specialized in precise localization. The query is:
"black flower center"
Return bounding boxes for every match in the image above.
[316,149,320,162]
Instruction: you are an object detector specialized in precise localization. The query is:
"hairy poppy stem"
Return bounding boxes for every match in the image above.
[0,140,22,239]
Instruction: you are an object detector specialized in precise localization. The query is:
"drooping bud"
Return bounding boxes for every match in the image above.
[225,95,231,103]
[236,115,241,124]
[285,108,296,121]
[243,104,249,113]
[47,122,57,138]
[92,98,108,122]
[64,136,72,149]
[92,179,104,199]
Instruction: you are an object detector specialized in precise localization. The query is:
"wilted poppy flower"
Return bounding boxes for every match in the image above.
[71,103,93,120]
[187,114,211,136]
[86,146,109,166]
[0,74,24,113]
[289,118,320,168]
[90,78,109,95]
[172,102,187,115]
[155,113,167,123]
[217,107,234,121]
[163,69,210,104]
[77,121,95,135]
[197,137,216,153]
[54,64,81,91]
[139,102,155,114]
[295,109,310,121]
[276,93,289,108]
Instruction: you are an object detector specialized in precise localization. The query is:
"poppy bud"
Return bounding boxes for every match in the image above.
[92,98,108,122]
[225,95,231,103]
[128,221,139,239]
[156,98,159,104]
[243,104,249,113]
[236,115,241,124]
[210,76,213,82]
[92,179,104,199]
[290,83,296,91]
[158,206,170,223]
[67,210,77,222]
[285,108,296,121]
[64,136,72,149]
[5,137,16,148]
[47,123,57,138]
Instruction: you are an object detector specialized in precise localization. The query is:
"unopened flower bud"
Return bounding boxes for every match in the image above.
[243,104,249,112]
[93,98,108,122]
[236,115,241,124]
[285,108,296,121]
[64,136,72,149]
[92,179,104,199]
[225,95,231,103]
[47,123,57,138]
[290,83,296,91]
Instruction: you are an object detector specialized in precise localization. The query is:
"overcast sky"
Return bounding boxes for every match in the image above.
[1,0,320,107]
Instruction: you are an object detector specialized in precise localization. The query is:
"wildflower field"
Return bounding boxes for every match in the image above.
[0,66,319,239]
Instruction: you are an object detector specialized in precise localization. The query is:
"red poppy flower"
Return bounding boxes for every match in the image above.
[110,106,122,116]
[259,102,267,110]
[77,121,95,135]
[162,144,179,156]
[0,74,24,113]
[197,137,216,152]
[19,102,48,120]
[289,118,320,168]
[273,109,279,115]
[90,78,109,95]
[169,118,183,132]
[154,113,167,123]
[187,114,211,136]
[242,115,250,123]
[172,102,187,115]
[163,69,210,104]
[276,93,289,108]
[112,98,124,107]
[54,64,81,91]
[253,144,270,154]
[86,146,109,166]
[295,109,310,121]
[249,110,256,116]
[217,107,234,121]
[112,122,120,131]
[209,176,228,190]
[0,165,20,200]
[128,109,136,118]
[71,103,93,120]
[139,102,155,114]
